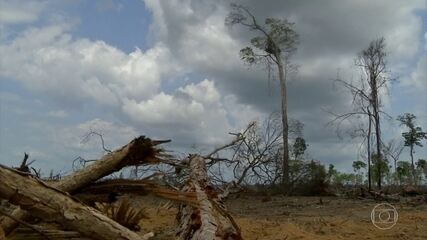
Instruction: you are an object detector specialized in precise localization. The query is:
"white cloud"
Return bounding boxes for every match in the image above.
[0,0,46,25]
[401,54,427,93]
[144,0,240,73]
[49,118,140,157]
[0,24,181,108]
[122,79,239,146]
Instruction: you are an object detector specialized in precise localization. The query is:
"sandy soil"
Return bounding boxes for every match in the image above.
[138,195,427,240]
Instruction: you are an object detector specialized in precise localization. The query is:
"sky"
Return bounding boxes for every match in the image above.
[0,0,426,175]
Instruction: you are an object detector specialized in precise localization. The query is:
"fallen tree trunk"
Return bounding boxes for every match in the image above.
[0,165,150,240]
[176,155,242,240]
[76,179,199,207]
[0,225,4,240]
[1,136,169,236]
[360,188,400,202]
[11,226,91,240]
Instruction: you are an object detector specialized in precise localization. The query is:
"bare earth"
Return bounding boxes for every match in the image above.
[138,195,427,240]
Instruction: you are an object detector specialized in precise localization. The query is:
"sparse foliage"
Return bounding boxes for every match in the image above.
[226,4,299,185]
[330,37,392,190]
[398,113,427,184]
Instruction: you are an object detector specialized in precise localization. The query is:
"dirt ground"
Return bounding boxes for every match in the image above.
[138,195,427,240]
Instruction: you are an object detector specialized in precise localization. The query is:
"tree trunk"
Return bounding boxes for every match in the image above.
[76,179,198,207]
[277,55,289,186]
[410,144,415,185]
[370,75,382,189]
[0,166,148,240]
[1,136,168,236]
[367,108,372,191]
[374,110,382,189]
[0,225,4,240]
[176,155,242,240]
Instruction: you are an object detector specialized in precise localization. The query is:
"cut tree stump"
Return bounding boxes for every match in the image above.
[0,165,150,240]
[176,155,242,240]
[0,136,169,236]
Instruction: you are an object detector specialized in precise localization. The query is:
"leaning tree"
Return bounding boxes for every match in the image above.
[226,4,299,185]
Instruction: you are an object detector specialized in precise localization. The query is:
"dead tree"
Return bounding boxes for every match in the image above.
[360,38,390,189]
[383,139,404,182]
[329,37,392,190]
[208,114,304,186]
[1,136,170,236]
[176,155,242,240]
[0,166,152,240]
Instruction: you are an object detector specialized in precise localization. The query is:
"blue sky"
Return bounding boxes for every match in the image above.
[0,0,426,175]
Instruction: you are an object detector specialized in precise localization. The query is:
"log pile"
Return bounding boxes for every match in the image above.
[0,136,244,240]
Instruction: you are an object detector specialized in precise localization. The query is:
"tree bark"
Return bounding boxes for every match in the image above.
[1,136,168,236]
[367,108,372,191]
[410,144,415,185]
[0,225,4,240]
[373,102,382,189]
[0,166,149,240]
[277,55,289,186]
[176,155,242,240]
[76,179,198,207]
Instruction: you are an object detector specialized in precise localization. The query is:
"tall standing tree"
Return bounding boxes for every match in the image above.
[359,38,389,189]
[226,4,299,185]
[330,37,391,189]
[397,113,427,184]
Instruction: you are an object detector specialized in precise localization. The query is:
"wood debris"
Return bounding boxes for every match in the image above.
[0,136,244,240]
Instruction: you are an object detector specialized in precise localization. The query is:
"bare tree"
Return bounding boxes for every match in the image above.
[226,4,299,185]
[231,116,283,185]
[207,113,306,187]
[383,139,404,182]
[329,37,391,190]
[359,38,391,189]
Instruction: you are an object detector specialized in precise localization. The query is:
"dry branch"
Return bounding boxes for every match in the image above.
[1,136,169,236]
[176,155,242,240]
[0,166,152,240]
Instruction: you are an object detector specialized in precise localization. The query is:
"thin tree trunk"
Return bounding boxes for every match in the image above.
[367,109,372,191]
[0,166,147,240]
[394,157,398,185]
[176,155,242,240]
[374,111,382,189]
[1,136,168,236]
[277,55,289,186]
[370,76,382,189]
[410,144,415,185]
